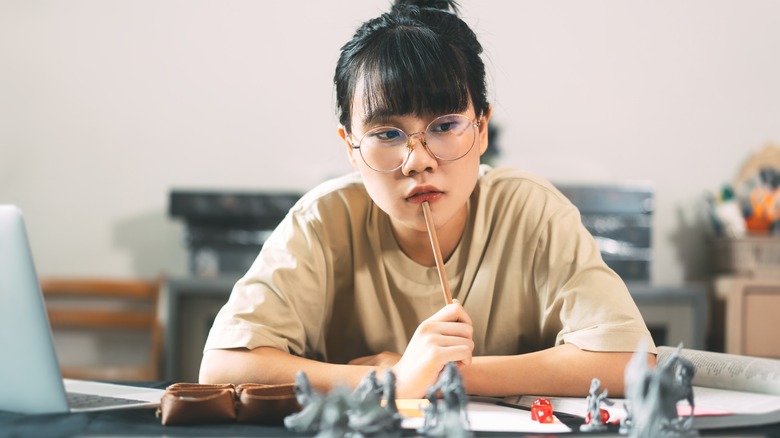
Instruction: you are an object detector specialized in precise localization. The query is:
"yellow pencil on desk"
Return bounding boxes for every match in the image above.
[382,398,430,418]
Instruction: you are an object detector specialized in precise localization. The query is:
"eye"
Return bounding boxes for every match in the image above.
[367,128,404,142]
[429,116,467,134]
[430,122,454,133]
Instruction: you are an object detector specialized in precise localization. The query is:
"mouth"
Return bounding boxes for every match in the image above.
[405,187,443,204]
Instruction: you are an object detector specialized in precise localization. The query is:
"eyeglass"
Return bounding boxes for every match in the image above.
[348,114,482,172]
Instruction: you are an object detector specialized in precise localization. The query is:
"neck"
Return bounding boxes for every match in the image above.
[392,204,468,267]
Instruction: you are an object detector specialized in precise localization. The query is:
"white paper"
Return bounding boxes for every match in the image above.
[498,347,780,431]
[505,385,780,430]
[401,399,572,433]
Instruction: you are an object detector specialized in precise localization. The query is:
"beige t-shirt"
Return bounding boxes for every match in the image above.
[204,166,656,363]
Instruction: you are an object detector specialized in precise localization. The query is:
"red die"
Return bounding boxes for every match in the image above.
[531,398,554,423]
[585,408,610,424]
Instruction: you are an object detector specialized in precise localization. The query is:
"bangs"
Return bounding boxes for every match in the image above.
[356,28,471,126]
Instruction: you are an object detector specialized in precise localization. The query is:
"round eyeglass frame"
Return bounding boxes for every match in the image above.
[348,113,483,173]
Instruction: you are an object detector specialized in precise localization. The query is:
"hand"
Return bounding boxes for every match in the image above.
[392,300,473,398]
[348,351,401,369]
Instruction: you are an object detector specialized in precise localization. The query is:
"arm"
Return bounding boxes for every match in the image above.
[354,344,656,398]
[460,344,656,397]
[199,347,372,393]
[201,301,474,399]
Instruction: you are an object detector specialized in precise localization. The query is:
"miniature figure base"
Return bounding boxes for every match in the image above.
[580,422,608,432]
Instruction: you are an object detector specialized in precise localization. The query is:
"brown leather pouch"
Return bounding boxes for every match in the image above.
[235,383,301,425]
[157,383,237,426]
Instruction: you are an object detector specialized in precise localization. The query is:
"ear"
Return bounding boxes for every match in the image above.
[338,125,359,168]
[477,106,493,156]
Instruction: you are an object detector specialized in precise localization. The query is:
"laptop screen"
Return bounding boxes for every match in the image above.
[0,205,70,414]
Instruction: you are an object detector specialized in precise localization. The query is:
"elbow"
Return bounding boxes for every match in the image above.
[198,347,282,384]
[199,349,228,384]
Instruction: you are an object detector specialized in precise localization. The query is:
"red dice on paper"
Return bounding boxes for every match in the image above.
[531,398,554,423]
[585,408,610,424]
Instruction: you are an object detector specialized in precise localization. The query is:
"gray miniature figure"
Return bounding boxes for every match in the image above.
[316,386,353,438]
[622,343,699,438]
[382,369,401,418]
[294,370,316,405]
[656,345,697,435]
[419,383,440,435]
[353,369,384,406]
[284,371,326,433]
[418,362,472,438]
[347,370,402,437]
[620,341,651,435]
[287,369,405,437]
[580,377,611,432]
[674,356,696,430]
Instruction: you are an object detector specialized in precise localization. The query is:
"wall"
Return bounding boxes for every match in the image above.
[1,0,778,286]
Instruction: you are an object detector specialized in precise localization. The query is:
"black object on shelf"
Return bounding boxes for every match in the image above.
[555,183,654,282]
[169,190,302,277]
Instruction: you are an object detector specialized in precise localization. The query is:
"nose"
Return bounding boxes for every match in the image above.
[401,132,437,175]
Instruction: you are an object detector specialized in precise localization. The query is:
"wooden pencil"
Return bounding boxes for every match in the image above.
[421,201,453,305]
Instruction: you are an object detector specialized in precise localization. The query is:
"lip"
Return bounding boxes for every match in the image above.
[405,185,443,204]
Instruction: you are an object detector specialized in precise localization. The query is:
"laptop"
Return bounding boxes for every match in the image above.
[0,205,164,414]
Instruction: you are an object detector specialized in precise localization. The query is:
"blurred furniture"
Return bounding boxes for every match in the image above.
[555,183,653,282]
[627,283,708,350]
[169,190,301,277]
[556,182,709,349]
[726,278,780,359]
[39,278,163,381]
[711,234,780,356]
[165,190,301,381]
[164,276,237,382]
[713,236,780,279]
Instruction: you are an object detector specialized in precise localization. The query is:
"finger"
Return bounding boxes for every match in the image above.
[451,300,473,326]
[429,333,475,351]
[430,344,473,366]
[454,359,471,369]
[427,302,473,325]
[415,330,474,355]
[420,320,474,339]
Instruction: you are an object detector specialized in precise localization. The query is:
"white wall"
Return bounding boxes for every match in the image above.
[1,1,777,286]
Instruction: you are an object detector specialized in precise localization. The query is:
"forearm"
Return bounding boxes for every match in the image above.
[460,344,656,398]
[199,347,375,394]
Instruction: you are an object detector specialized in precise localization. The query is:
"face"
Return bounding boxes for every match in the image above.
[338,84,491,238]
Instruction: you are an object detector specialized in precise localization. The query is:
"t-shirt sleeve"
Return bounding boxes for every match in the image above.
[202,206,332,358]
[534,203,657,354]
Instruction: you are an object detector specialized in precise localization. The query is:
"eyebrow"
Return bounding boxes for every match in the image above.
[359,108,476,133]
[360,108,398,128]
[361,107,456,126]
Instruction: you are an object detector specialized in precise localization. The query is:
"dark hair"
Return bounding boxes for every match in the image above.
[335,0,489,133]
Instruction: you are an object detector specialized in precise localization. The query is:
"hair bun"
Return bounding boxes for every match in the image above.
[393,0,460,14]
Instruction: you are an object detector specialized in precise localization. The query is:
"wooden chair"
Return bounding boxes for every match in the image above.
[39,278,163,381]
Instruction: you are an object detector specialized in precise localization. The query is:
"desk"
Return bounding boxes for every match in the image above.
[2,404,779,437]
[0,407,296,437]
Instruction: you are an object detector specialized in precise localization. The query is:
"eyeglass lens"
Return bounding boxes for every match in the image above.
[358,114,477,171]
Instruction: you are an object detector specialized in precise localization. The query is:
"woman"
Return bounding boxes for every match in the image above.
[199,0,656,398]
